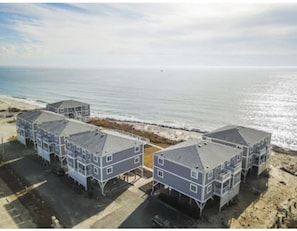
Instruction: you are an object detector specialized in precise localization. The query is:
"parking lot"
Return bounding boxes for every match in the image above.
[1,141,193,228]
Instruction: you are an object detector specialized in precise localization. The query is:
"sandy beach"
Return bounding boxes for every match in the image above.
[1,96,297,228]
[0,98,42,143]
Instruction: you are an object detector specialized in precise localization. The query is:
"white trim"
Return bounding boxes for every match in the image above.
[158,157,164,166]
[208,171,213,180]
[106,155,112,163]
[207,184,212,194]
[93,155,98,163]
[154,166,205,187]
[134,146,140,153]
[103,153,142,168]
[191,169,198,179]
[157,169,164,178]
[190,183,197,193]
[134,156,140,164]
[158,154,205,175]
[94,167,98,174]
[106,166,113,175]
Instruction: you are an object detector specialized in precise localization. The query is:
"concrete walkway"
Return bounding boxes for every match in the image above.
[0,178,36,228]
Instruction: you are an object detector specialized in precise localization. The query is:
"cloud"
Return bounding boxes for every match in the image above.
[0,3,297,67]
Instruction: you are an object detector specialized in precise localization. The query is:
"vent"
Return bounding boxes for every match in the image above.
[198,145,201,148]
[204,142,207,145]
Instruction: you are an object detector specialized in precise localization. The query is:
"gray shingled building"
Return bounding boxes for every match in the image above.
[46,100,90,122]
[203,125,271,181]
[66,129,144,195]
[152,139,243,216]
[36,119,97,166]
[16,110,64,147]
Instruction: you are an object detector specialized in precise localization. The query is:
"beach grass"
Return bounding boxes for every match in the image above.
[88,118,178,145]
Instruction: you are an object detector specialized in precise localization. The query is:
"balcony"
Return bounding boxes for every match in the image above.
[215,169,231,182]
[77,168,92,176]
[227,163,242,175]
[67,151,77,158]
[214,185,230,196]
[256,147,267,156]
[77,156,91,165]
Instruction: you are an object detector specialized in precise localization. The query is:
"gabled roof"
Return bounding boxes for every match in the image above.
[204,125,271,147]
[155,139,241,172]
[17,110,64,124]
[38,119,97,137]
[67,130,142,156]
[47,100,89,109]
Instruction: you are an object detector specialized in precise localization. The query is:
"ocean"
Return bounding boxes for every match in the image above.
[0,66,297,150]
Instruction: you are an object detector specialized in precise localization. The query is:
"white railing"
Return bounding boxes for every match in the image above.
[227,163,241,174]
[216,170,231,182]
[77,156,90,165]
[214,186,229,195]
[67,151,76,158]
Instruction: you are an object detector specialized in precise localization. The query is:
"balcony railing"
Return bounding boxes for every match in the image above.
[227,164,242,174]
[77,156,91,165]
[215,169,231,182]
[255,147,266,156]
[78,168,92,176]
[214,185,230,196]
[67,151,77,158]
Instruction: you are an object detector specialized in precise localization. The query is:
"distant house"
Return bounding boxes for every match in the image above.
[66,130,144,195]
[203,125,271,181]
[46,100,90,122]
[152,139,243,216]
[16,110,64,148]
[36,119,97,166]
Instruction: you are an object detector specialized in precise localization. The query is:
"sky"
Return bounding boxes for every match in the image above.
[1,3,297,68]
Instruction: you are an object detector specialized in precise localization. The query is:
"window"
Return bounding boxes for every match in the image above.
[248,158,252,164]
[158,157,164,166]
[208,171,213,180]
[106,167,113,175]
[67,142,70,148]
[191,169,198,179]
[190,183,197,193]
[207,184,212,194]
[135,146,140,153]
[94,167,98,174]
[237,155,241,161]
[76,146,81,152]
[134,156,140,164]
[157,170,164,178]
[93,155,98,163]
[106,155,112,163]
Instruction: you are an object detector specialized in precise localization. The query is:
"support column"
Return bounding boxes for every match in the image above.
[195,200,207,217]
[98,181,108,196]
[151,181,158,195]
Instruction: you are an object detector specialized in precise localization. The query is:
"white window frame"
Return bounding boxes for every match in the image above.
[158,157,164,166]
[135,146,140,153]
[94,167,98,174]
[106,155,112,163]
[190,183,197,193]
[134,156,140,164]
[208,171,213,180]
[157,170,163,178]
[191,169,198,179]
[207,184,212,194]
[93,155,98,163]
[106,167,113,175]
